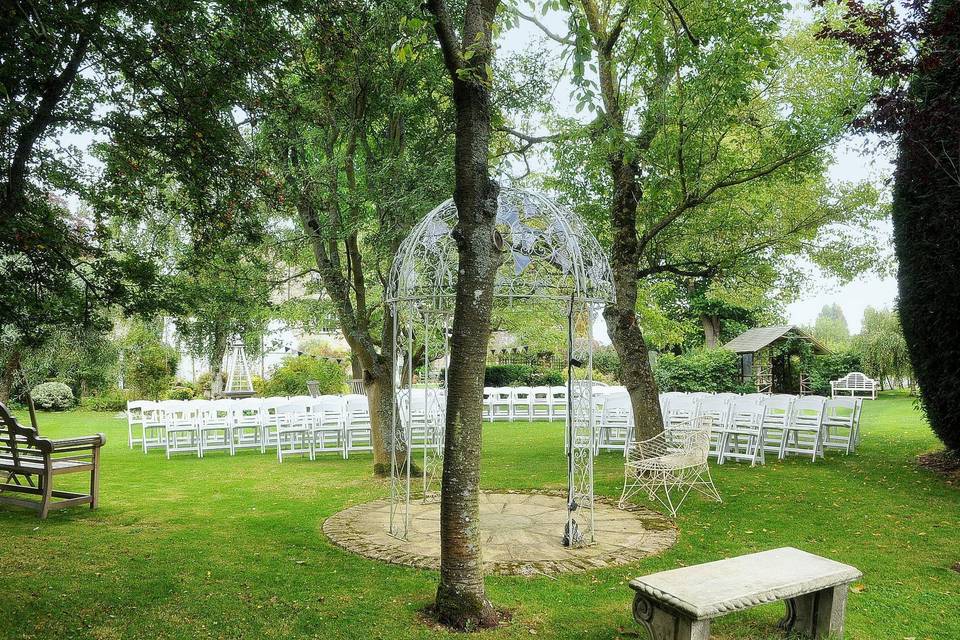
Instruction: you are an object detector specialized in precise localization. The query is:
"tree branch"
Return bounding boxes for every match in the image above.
[515,9,575,46]
[425,0,462,75]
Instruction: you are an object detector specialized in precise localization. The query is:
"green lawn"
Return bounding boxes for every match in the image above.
[1,393,957,639]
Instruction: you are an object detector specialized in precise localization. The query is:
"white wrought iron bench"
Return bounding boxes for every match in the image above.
[629,547,861,640]
[830,372,878,399]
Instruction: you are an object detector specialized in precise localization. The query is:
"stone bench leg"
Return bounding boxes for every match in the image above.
[633,594,709,640]
[779,585,849,638]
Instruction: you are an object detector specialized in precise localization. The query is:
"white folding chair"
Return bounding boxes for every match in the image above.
[530,386,551,421]
[718,398,766,465]
[696,395,731,459]
[482,387,494,422]
[549,386,568,421]
[780,395,827,461]
[761,394,795,455]
[259,397,287,449]
[663,394,699,432]
[127,400,158,451]
[276,401,313,462]
[164,401,200,459]
[597,391,632,453]
[343,394,373,458]
[309,396,345,456]
[489,388,513,422]
[822,397,862,454]
[511,386,534,422]
[198,399,234,457]
[232,398,265,453]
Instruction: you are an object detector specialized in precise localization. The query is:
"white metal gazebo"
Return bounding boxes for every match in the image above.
[386,187,614,547]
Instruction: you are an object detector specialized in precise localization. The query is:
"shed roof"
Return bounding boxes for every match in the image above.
[722,325,829,355]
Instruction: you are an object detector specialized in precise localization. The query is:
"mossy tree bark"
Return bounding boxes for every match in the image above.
[426,0,501,629]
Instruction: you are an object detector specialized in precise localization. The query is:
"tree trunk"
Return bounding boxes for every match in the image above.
[701,314,721,349]
[209,331,227,398]
[0,347,22,405]
[427,0,500,629]
[603,158,664,443]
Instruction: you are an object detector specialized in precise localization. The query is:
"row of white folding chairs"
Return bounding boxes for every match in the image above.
[126,395,373,461]
[481,383,626,423]
[657,392,863,464]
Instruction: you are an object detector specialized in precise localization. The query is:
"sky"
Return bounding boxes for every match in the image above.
[502,7,899,335]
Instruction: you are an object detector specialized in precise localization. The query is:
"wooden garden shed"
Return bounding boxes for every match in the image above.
[723,325,829,395]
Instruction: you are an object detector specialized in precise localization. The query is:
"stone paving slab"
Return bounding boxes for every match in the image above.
[323,491,677,576]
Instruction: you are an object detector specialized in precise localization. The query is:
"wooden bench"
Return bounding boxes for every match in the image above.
[0,402,105,519]
[629,547,861,639]
[831,372,878,399]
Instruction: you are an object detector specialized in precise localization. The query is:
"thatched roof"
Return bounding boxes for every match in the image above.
[723,325,829,355]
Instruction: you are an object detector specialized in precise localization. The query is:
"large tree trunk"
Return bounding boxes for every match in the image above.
[427,0,500,629]
[603,158,664,443]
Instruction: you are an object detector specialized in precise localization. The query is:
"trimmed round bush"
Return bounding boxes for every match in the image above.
[31,381,75,411]
[164,387,195,401]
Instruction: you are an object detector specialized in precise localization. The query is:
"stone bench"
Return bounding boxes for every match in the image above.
[629,547,861,639]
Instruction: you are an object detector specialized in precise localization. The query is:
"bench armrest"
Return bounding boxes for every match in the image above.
[48,433,106,452]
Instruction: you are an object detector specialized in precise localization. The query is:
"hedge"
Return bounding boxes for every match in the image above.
[262,356,346,397]
[484,365,563,387]
[653,349,747,393]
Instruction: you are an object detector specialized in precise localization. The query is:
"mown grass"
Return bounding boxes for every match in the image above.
[1,392,956,639]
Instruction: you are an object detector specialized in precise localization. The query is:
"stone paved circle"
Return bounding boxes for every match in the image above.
[323,491,677,576]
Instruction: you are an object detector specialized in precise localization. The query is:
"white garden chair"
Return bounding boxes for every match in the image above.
[164,401,200,459]
[482,387,494,421]
[198,399,234,457]
[233,398,265,453]
[127,400,160,451]
[779,395,827,461]
[695,395,730,459]
[310,396,345,457]
[548,386,568,421]
[718,398,766,465]
[822,397,863,454]
[276,401,313,462]
[619,415,721,518]
[531,386,551,421]
[663,394,699,433]
[489,388,513,422]
[596,391,632,453]
[512,386,534,422]
[259,396,287,449]
[760,394,795,455]
[343,394,373,457]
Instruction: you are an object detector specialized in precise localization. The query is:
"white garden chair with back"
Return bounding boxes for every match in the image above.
[259,396,287,450]
[164,400,201,459]
[695,395,730,459]
[310,396,345,457]
[482,387,494,421]
[489,388,513,422]
[822,397,863,455]
[779,395,827,461]
[619,415,721,518]
[276,401,313,462]
[233,397,265,454]
[596,391,632,454]
[198,399,234,457]
[531,386,551,421]
[127,400,159,451]
[718,397,766,465]
[511,386,534,422]
[343,394,373,457]
[548,385,568,422]
[760,394,795,456]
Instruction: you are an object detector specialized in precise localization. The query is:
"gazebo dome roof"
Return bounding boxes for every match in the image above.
[387,187,614,306]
